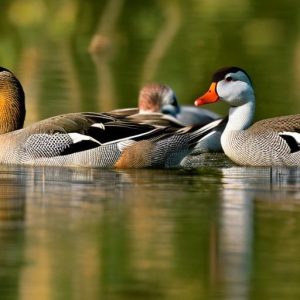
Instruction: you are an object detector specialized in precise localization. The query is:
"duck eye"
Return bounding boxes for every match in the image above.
[225,76,233,82]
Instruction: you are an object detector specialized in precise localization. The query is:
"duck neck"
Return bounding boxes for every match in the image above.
[225,100,255,132]
[0,78,26,134]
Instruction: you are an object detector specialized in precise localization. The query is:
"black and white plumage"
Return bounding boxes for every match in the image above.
[195,66,300,166]
[0,66,227,168]
[110,83,226,154]
[1,110,183,167]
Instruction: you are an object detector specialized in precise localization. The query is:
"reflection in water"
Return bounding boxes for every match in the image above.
[15,167,221,300]
[218,168,255,300]
[141,0,181,83]
[0,166,26,299]
[222,167,300,200]
[1,165,300,299]
[5,0,300,121]
[218,167,300,300]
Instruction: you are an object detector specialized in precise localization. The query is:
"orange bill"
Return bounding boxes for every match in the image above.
[194,82,219,106]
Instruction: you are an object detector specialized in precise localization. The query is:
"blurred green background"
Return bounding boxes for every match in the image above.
[1,0,300,123]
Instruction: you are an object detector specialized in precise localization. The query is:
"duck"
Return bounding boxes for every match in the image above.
[194,66,300,166]
[0,66,216,168]
[111,83,220,126]
[110,83,228,156]
[111,83,226,154]
[138,83,220,126]
[138,83,227,154]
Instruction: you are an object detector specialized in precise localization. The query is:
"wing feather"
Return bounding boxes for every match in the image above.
[250,114,300,133]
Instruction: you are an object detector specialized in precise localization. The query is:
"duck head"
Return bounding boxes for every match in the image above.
[195,66,255,107]
[138,83,180,116]
[0,67,26,133]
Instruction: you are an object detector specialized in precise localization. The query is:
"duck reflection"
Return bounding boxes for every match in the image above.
[215,166,300,299]
[19,167,208,300]
[24,166,136,206]
[3,164,300,300]
[222,166,300,200]
[0,165,26,299]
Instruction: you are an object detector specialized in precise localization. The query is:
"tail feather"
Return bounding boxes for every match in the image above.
[187,117,227,145]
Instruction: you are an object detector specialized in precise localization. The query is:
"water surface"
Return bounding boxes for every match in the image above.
[0,164,300,300]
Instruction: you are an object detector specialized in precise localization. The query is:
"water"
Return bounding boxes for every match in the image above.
[1,0,300,299]
[1,164,300,300]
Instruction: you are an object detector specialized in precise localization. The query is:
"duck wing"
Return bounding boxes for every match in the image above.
[250,114,300,133]
[109,107,186,127]
[250,114,300,153]
[18,112,165,159]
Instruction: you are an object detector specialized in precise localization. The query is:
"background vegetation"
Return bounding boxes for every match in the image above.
[1,0,300,122]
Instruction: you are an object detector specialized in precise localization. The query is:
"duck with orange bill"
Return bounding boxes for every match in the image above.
[195,66,300,166]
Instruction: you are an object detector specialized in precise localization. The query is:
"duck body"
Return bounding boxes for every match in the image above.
[0,111,202,168]
[195,66,300,166]
[221,115,300,166]
[111,83,225,154]
[0,67,213,168]
[188,116,227,155]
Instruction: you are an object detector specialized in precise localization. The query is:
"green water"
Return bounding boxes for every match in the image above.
[1,165,300,300]
[1,0,300,299]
